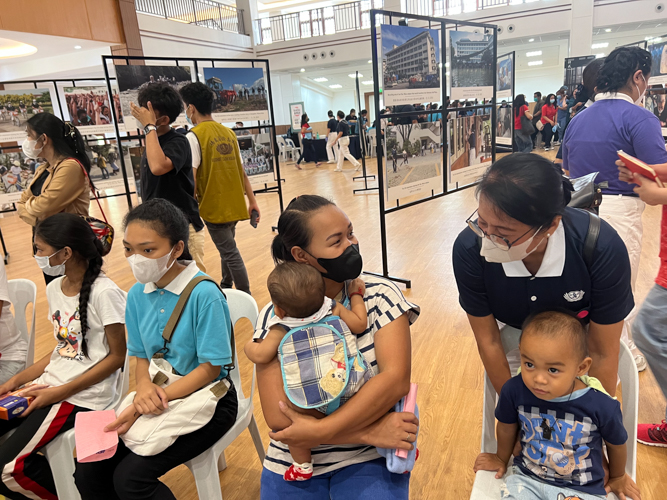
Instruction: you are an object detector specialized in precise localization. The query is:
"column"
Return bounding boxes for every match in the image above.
[569,0,593,57]
[111,0,144,61]
[237,0,259,49]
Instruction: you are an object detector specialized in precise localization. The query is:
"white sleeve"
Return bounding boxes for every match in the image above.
[93,283,127,327]
[186,132,202,169]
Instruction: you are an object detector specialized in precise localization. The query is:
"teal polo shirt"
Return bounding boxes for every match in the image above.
[126,261,233,380]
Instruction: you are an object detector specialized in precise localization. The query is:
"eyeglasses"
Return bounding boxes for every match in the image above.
[466,209,538,251]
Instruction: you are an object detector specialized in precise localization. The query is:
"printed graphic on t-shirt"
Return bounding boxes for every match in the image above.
[52,308,83,361]
[518,405,594,484]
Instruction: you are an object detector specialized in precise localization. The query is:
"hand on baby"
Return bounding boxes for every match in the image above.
[348,278,365,297]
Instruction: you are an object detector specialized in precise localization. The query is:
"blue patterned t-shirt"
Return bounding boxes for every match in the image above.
[495,375,627,496]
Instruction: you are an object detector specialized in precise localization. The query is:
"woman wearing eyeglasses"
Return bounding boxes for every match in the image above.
[452,153,633,397]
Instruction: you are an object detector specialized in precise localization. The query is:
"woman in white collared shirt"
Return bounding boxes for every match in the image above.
[562,46,667,372]
[453,154,633,397]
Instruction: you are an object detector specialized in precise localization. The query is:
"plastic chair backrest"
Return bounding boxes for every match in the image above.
[368,129,376,138]
[8,279,37,366]
[223,290,259,401]
[276,136,286,147]
[286,139,297,148]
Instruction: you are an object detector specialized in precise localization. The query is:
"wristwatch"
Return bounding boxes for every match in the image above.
[144,124,157,136]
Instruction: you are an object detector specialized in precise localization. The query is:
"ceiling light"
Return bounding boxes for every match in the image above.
[605,28,612,32]
[528,38,535,42]
[591,42,608,49]
[368,60,372,64]
[595,53,605,58]
[74,45,82,49]
[439,63,442,68]
[362,80,374,85]
[445,62,450,67]
[0,38,38,59]
[526,50,542,57]
[445,72,450,76]
[300,68,305,72]
[313,77,328,82]
[527,60,543,66]
[349,73,362,78]
[329,84,342,89]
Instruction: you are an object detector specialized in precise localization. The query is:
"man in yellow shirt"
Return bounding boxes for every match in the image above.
[180,82,260,294]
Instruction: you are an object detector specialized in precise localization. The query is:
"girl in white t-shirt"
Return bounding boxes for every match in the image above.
[0,213,126,500]
[0,258,27,385]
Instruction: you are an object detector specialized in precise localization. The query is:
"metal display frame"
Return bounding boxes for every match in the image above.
[353,70,377,194]
[369,9,497,288]
[101,55,285,212]
[495,51,515,152]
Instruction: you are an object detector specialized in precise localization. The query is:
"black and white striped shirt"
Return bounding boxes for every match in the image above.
[253,275,420,476]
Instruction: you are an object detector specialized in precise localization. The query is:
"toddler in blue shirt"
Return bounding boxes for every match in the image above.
[474,310,641,500]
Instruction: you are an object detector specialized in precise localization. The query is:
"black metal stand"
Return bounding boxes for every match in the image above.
[369,9,498,289]
[101,55,285,213]
[352,71,377,195]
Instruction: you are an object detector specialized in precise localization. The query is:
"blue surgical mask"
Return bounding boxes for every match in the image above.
[534,97,538,102]
[550,99,555,104]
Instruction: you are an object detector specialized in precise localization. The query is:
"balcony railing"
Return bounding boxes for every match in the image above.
[255,0,383,45]
[402,0,538,17]
[135,0,246,35]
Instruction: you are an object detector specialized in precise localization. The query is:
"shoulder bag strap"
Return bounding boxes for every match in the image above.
[71,158,108,223]
[160,275,236,372]
[584,211,601,270]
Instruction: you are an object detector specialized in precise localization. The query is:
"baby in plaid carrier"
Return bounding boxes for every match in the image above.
[245,262,373,481]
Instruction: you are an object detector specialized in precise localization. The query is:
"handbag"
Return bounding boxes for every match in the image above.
[520,114,535,135]
[118,276,235,456]
[566,172,608,214]
[536,120,544,131]
[72,158,114,256]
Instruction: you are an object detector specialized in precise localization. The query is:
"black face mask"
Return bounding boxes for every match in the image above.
[315,243,363,283]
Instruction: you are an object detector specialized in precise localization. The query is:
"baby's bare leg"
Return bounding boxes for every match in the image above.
[289,446,312,465]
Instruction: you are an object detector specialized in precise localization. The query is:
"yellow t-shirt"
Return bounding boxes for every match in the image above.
[191,121,249,224]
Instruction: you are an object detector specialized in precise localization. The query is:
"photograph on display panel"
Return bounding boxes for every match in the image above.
[384,121,443,202]
[88,144,136,192]
[0,151,37,204]
[203,67,269,123]
[0,88,54,142]
[495,104,512,146]
[496,53,513,100]
[115,65,193,130]
[564,56,596,95]
[64,86,124,135]
[649,38,667,84]
[381,24,441,106]
[449,30,494,100]
[645,86,667,136]
[448,113,492,185]
[238,135,275,186]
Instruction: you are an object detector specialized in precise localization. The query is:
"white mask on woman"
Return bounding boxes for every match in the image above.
[22,136,43,160]
[480,227,546,263]
[126,248,175,284]
[34,248,67,276]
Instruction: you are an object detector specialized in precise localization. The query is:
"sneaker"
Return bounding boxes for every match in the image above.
[638,421,667,447]
[334,168,343,172]
[626,340,648,372]
[284,464,313,481]
[354,164,361,172]
[327,160,336,164]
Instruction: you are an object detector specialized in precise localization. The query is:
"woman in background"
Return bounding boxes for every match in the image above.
[512,94,533,153]
[540,93,558,151]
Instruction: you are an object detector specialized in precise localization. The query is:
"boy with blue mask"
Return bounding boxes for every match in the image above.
[179,82,260,294]
[474,311,640,500]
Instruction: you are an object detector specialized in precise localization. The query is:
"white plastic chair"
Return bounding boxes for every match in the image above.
[470,340,639,499]
[276,136,294,163]
[42,352,131,500]
[367,129,377,158]
[184,289,265,500]
[285,139,301,162]
[8,279,37,368]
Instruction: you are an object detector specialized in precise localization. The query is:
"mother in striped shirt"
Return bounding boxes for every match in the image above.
[252,195,420,499]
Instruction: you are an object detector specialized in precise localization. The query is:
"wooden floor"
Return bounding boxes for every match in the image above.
[4,150,667,499]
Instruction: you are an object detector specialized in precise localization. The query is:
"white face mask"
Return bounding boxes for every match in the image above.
[479,227,546,263]
[34,248,68,276]
[635,73,647,105]
[22,136,43,160]
[126,248,175,284]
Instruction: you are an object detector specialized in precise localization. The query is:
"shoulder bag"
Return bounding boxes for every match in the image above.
[118,275,235,456]
[566,172,608,214]
[520,114,535,135]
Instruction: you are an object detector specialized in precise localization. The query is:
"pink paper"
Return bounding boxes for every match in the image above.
[396,383,418,459]
[75,410,119,463]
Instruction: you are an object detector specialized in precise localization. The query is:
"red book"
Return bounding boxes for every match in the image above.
[618,150,664,187]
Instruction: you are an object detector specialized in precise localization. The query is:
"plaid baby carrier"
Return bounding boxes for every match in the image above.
[278,314,371,415]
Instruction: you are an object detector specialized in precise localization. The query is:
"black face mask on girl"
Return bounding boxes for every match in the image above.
[314,243,363,283]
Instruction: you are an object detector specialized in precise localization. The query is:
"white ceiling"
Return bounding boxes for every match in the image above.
[292,59,375,92]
